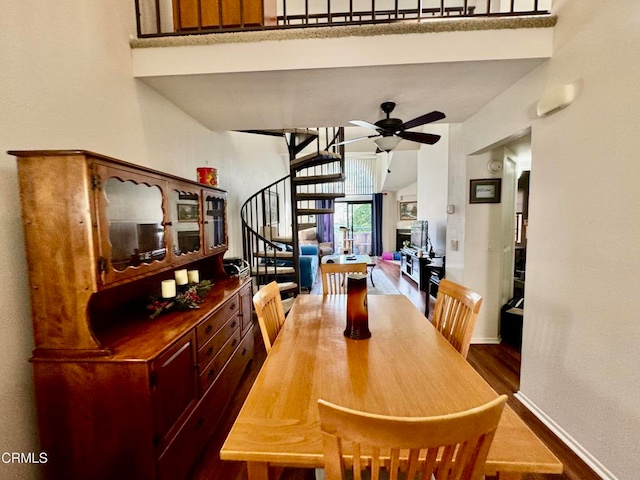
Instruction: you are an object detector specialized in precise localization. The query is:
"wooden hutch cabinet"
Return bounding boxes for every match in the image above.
[11,150,254,480]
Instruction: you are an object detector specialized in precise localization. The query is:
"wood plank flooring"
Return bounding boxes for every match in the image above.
[190,259,600,480]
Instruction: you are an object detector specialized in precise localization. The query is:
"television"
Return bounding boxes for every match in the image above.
[410,221,428,250]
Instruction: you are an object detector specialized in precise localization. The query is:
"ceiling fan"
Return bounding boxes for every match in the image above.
[337,101,446,152]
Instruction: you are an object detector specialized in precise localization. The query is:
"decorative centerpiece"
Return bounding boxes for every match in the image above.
[148,270,213,319]
[344,273,371,340]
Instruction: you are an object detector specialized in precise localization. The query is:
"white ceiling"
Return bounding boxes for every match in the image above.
[140,58,546,132]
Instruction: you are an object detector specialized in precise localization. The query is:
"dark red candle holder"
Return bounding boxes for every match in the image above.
[344,273,371,340]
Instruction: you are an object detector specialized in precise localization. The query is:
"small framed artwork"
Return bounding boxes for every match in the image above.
[177,203,199,222]
[470,179,502,204]
[399,201,418,220]
[263,191,279,226]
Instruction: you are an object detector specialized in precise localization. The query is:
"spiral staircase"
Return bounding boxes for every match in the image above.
[240,128,346,300]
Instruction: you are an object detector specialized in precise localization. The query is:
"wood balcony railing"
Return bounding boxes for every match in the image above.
[135,0,551,38]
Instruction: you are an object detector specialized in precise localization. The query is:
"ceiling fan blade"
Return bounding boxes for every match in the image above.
[397,131,441,145]
[400,111,446,131]
[334,134,379,146]
[349,120,380,131]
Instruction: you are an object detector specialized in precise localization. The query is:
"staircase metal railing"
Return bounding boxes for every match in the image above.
[240,127,345,296]
[135,0,551,38]
[241,174,294,293]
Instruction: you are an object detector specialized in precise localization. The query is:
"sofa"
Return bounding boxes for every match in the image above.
[298,227,334,257]
[267,243,318,291]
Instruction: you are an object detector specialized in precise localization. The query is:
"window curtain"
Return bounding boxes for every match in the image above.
[371,193,383,256]
[316,199,334,244]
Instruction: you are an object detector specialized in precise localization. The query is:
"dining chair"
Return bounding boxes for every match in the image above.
[320,262,368,294]
[317,394,507,480]
[252,281,286,353]
[430,279,483,359]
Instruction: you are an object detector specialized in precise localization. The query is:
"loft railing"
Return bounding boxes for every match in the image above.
[135,0,551,38]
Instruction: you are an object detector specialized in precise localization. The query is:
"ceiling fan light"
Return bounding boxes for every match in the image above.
[374,136,402,152]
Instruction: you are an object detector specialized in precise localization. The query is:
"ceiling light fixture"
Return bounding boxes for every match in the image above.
[374,136,402,152]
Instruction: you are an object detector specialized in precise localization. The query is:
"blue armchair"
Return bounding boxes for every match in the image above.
[299,244,319,290]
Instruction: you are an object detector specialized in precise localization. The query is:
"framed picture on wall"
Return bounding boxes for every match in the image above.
[263,190,279,226]
[470,178,502,204]
[177,203,199,222]
[399,201,418,220]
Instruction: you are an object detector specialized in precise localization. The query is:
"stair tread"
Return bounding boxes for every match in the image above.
[297,223,316,231]
[282,297,295,313]
[293,173,345,185]
[254,251,294,258]
[295,192,345,200]
[255,281,298,293]
[251,266,295,275]
[239,128,318,137]
[297,208,334,215]
[271,236,292,243]
[290,150,341,170]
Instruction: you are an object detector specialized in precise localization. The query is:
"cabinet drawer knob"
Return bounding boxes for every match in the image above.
[241,348,247,356]
[232,338,238,347]
[205,346,214,357]
[230,321,237,328]
[204,324,213,334]
[207,368,216,379]
[195,418,205,430]
[230,303,237,310]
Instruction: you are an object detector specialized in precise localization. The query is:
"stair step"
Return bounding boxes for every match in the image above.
[255,281,298,293]
[297,208,334,216]
[293,173,345,185]
[298,223,317,231]
[251,266,295,275]
[284,128,318,135]
[282,297,295,314]
[295,192,345,200]
[271,236,292,243]
[290,150,341,171]
[254,251,294,259]
[238,128,318,137]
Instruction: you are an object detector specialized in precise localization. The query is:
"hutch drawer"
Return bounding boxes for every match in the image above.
[196,292,239,347]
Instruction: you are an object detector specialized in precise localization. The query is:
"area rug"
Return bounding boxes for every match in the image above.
[367,266,401,295]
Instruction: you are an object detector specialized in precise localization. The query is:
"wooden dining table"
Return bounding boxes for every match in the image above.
[220,294,562,480]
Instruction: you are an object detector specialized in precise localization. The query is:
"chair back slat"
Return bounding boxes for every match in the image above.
[318,395,507,480]
[431,279,483,359]
[321,262,368,294]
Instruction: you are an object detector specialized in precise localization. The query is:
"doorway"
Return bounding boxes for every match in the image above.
[332,200,372,255]
[498,134,531,353]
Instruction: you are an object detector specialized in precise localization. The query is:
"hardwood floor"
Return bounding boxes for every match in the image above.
[190,259,600,480]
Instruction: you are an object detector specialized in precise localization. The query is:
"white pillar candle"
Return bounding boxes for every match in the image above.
[161,279,176,299]
[174,269,188,286]
[187,270,199,284]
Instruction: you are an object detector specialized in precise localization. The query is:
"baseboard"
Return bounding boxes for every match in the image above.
[514,392,617,480]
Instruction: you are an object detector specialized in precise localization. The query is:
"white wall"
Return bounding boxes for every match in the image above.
[462,151,503,343]
[456,0,640,477]
[417,124,449,256]
[0,2,285,478]
[209,131,288,258]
